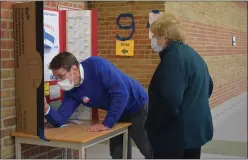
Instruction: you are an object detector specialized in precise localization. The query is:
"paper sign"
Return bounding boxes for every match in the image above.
[116,40,134,56]
[57,5,81,11]
[149,12,164,39]
[44,10,60,81]
[49,85,61,100]
[44,82,50,96]
[66,11,92,62]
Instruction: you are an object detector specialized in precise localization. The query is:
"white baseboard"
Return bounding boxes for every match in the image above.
[211,92,247,127]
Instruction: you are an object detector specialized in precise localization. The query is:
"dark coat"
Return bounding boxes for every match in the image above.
[145,41,214,152]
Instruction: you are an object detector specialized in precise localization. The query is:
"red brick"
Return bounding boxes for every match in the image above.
[9,30,14,39]
[2,98,15,108]
[47,149,63,159]
[4,137,14,147]
[3,117,16,128]
[1,30,9,39]
[29,146,41,158]
[1,21,13,30]
[1,60,14,69]
[22,146,40,159]
[1,50,11,58]
[1,2,15,10]
[22,144,33,151]
[1,10,10,20]
[1,40,14,49]
[1,128,15,138]
[1,90,11,98]
[1,79,15,88]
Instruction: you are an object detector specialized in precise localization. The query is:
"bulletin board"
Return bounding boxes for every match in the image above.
[44,9,99,121]
[65,10,99,120]
[44,8,66,104]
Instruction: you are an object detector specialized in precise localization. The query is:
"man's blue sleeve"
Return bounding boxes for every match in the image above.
[96,57,129,128]
[45,92,80,127]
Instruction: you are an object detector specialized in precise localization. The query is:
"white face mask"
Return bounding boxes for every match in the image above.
[151,37,164,53]
[57,78,74,91]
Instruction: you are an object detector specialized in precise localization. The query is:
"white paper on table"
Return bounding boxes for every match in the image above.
[60,124,68,128]
[68,120,86,124]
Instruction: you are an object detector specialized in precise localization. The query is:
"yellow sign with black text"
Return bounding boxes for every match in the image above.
[116,40,134,56]
[44,82,50,96]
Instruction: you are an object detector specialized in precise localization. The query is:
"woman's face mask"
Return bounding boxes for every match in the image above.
[151,38,164,53]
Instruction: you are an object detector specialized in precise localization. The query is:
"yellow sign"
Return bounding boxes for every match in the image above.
[44,82,50,96]
[116,40,134,56]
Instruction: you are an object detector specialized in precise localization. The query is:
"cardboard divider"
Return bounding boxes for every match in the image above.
[13,1,45,138]
[13,1,99,139]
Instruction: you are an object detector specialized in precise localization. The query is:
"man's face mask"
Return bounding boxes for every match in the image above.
[56,70,75,91]
[151,37,164,53]
[57,78,74,91]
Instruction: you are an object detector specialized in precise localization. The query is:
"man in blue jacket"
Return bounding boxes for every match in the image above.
[44,52,153,159]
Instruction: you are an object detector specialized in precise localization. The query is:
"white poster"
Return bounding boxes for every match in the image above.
[149,12,164,39]
[44,10,60,81]
[57,5,81,11]
[66,10,92,62]
[66,10,93,120]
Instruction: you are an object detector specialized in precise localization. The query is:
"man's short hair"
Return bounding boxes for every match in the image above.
[49,51,79,71]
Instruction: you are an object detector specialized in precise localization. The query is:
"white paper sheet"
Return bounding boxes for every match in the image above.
[149,12,164,39]
[66,10,91,61]
[49,85,61,100]
[68,120,86,124]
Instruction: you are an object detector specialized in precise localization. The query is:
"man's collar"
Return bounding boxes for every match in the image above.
[79,63,84,84]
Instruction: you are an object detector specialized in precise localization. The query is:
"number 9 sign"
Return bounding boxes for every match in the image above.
[115,10,160,41]
[116,13,135,41]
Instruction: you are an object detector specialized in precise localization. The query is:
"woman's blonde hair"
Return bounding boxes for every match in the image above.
[150,12,185,43]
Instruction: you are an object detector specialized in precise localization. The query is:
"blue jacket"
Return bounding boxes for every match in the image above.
[45,56,148,128]
[145,41,214,151]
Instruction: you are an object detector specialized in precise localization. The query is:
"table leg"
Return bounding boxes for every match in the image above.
[62,148,66,159]
[15,138,21,159]
[71,149,74,158]
[122,130,128,159]
[127,131,132,159]
[79,147,86,159]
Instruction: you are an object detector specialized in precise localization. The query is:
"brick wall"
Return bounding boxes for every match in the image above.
[88,1,247,120]
[0,1,85,158]
[164,1,247,108]
[88,1,166,119]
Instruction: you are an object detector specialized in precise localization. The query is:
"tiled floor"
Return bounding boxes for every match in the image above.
[84,92,247,159]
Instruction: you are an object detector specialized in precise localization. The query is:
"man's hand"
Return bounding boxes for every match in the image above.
[44,97,49,114]
[88,124,110,132]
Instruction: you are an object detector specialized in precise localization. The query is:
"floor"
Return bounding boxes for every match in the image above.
[84,92,247,159]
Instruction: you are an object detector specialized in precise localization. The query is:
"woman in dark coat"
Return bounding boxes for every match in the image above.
[145,12,214,159]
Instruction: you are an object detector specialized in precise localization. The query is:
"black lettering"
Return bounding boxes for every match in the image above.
[121,43,129,46]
